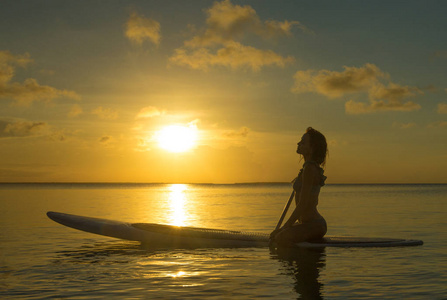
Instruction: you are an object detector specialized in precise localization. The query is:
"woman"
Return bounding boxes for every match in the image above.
[270,127,328,247]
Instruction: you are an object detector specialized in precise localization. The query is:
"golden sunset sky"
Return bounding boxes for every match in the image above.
[1,0,446,183]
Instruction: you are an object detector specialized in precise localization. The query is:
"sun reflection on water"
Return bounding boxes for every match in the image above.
[168,184,188,226]
[170,271,186,278]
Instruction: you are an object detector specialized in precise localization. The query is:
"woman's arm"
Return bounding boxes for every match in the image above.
[297,164,318,213]
[282,165,317,227]
[270,164,318,239]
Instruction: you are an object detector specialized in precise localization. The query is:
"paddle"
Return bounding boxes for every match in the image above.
[269,190,295,245]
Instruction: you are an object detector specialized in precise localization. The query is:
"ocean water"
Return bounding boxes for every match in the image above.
[0,183,446,299]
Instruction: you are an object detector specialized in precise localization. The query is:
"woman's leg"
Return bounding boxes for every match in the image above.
[275,219,327,247]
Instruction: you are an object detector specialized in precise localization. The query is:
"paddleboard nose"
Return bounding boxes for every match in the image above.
[47,211,56,220]
[47,211,62,223]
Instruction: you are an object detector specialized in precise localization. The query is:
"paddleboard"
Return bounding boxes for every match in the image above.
[47,212,423,248]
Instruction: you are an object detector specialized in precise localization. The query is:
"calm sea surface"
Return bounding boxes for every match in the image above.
[0,183,446,299]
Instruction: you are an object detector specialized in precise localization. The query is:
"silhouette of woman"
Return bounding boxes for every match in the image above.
[271,127,328,247]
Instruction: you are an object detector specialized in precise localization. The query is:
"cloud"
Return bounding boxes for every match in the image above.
[292,63,387,98]
[392,122,417,129]
[292,63,423,114]
[99,135,115,147]
[0,51,32,83]
[427,121,447,128]
[1,79,79,106]
[48,130,67,142]
[68,104,83,117]
[345,99,421,114]
[185,0,311,48]
[263,20,314,37]
[135,106,164,119]
[91,106,119,120]
[0,118,49,138]
[0,51,79,106]
[438,103,447,114]
[432,50,447,60]
[223,126,250,138]
[125,12,160,46]
[170,0,304,71]
[369,82,422,102]
[0,117,70,141]
[170,41,295,71]
[421,84,438,93]
[39,69,55,76]
[345,83,422,114]
[189,0,258,47]
[99,135,112,143]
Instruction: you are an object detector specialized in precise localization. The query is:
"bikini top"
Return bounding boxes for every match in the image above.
[292,161,327,194]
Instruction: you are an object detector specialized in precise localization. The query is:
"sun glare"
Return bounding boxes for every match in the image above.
[168,184,188,226]
[156,125,198,153]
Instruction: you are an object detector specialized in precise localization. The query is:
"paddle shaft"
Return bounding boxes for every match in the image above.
[274,191,295,231]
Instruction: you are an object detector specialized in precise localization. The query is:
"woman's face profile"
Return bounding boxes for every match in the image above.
[297,133,312,155]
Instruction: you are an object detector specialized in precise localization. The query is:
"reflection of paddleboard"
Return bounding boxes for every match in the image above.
[47,212,423,248]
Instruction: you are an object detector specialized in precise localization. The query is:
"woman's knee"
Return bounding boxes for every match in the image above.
[275,227,306,246]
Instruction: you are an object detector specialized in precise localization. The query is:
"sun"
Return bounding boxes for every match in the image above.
[156,125,198,153]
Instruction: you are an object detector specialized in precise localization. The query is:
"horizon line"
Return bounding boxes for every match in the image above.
[0,182,446,185]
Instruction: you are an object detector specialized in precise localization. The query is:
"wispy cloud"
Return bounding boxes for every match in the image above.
[0,51,32,82]
[170,41,294,71]
[91,106,119,120]
[427,121,447,128]
[68,104,83,118]
[392,122,417,129]
[0,118,48,138]
[223,126,250,138]
[99,135,112,143]
[292,63,423,114]
[345,82,422,114]
[345,99,421,114]
[369,82,422,102]
[432,50,447,60]
[0,51,79,106]
[184,0,311,48]
[292,64,385,98]
[0,117,69,141]
[170,0,306,71]
[135,106,164,119]
[125,11,160,46]
[98,135,115,148]
[437,103,447,114]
